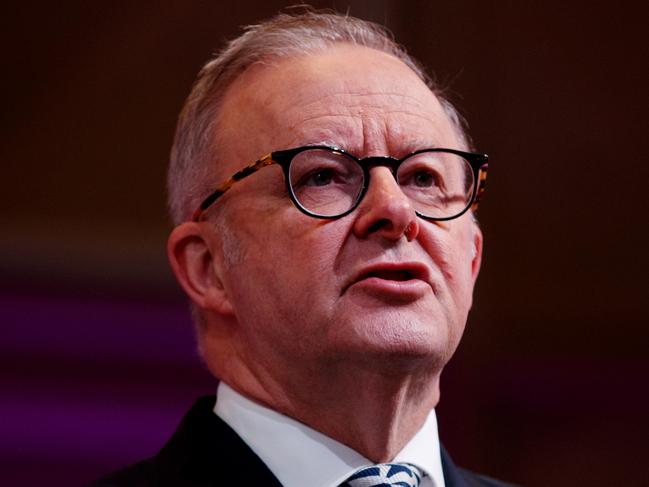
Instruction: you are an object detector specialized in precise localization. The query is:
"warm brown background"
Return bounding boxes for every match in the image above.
[2,1,648,486]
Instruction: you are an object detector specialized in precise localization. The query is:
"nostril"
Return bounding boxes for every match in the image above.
[368,218,391,233]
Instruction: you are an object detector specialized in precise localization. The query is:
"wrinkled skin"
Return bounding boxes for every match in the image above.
[168,44,483,461]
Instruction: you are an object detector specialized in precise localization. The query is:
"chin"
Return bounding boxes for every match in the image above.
[332,311,455,370]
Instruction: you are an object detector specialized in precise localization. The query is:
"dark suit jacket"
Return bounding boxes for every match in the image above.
[91,396,517,487]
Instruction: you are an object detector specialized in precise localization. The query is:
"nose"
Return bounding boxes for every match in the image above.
[352,166,419,241]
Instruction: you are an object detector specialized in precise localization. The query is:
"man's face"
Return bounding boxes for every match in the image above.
[208,45,481,387]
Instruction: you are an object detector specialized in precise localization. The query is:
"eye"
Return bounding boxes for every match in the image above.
[304,168,337,187]
[399,166,442,189]
[289,148,362,194]
[411,169,439,188]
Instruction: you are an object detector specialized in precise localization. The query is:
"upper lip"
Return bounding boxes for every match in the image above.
[342,261,432,294]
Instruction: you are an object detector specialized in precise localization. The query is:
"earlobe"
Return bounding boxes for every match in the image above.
[167,222,235,316]
[471,225,484,282]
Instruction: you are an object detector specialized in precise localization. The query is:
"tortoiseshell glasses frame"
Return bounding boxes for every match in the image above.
[192,145,489,222]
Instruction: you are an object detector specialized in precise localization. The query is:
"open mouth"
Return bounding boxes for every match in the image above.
[364,269,415,281]
[342,262,430,296]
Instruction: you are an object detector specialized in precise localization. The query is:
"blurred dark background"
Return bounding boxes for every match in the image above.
[2,1,648,486]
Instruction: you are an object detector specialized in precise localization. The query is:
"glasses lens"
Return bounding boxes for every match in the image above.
[288,149,364,217]
[397,151,475,219]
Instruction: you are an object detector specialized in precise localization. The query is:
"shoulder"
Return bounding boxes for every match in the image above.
[440,446,521,487]
[87,396,281,487]
[458,467,522,487]
[88,459,154,487]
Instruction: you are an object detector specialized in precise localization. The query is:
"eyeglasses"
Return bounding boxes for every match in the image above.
[192,145,489,222]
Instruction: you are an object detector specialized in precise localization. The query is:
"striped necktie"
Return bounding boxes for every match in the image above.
[340,463,424,487]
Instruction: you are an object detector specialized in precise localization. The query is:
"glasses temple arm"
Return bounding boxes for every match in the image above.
[191,153,274,221]
[471,163,489,210]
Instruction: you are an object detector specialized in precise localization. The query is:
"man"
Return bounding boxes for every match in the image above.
[95,9,515,487]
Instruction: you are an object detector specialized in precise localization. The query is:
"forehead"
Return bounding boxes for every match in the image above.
[215,44,458,175]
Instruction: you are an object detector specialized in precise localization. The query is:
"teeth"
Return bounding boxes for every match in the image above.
[369,270,412,281]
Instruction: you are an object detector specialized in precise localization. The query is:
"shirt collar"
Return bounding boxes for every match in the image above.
[214,382,445,487]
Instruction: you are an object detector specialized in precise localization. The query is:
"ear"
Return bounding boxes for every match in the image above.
[470,223,483,283]
[167,222,234,316]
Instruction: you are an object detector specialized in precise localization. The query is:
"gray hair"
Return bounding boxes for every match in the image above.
[167,8,472,225]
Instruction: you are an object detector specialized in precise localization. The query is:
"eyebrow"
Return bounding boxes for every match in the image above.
[398,138,443,153]
[306,140,345,151]
[295,138,442,158]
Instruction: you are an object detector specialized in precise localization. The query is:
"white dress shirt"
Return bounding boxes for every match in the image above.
[214,382,446,487]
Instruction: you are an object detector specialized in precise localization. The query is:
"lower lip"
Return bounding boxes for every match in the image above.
[348,277,430,301]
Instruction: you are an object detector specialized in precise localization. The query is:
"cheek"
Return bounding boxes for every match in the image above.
[419,222,476,293]
[445,244,475,293]
[227,206,344,299]
[279,222,346,294]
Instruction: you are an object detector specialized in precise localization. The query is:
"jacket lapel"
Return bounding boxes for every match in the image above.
[441,446,471,487]
[152,396,283,486]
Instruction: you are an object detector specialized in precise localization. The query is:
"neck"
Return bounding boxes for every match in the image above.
[295,364,441,461]
[217,352,442,462]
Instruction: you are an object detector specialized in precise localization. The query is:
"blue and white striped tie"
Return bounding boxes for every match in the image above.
[341,463,424,487]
